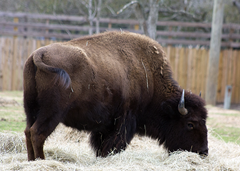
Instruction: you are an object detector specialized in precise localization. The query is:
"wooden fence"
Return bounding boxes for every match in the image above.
[162,46,240,104]
[0,11,240,48]
[0,37,239,104]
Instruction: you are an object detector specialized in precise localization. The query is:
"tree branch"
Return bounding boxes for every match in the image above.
[117,1,138,14]
[134,2,148,36]
[159,4,202,22]
[233,0,240,13]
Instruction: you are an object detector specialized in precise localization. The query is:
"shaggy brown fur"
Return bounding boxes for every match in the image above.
[23,31,208,161]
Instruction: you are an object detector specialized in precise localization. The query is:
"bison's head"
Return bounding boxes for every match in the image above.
[159,90,208,156]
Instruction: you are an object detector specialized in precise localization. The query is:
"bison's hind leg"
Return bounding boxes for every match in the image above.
[90,111,136,157]
[24,126,35,161]
[24,90,39,161]
[24,90,65,160]
[29,118,59,160]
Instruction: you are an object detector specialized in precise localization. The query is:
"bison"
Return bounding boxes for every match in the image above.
[23,31,208,161]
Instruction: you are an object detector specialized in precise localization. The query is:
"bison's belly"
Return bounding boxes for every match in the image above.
[62,104,114,132]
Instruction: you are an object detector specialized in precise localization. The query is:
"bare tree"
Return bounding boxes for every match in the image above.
[233,0,240,13]
[96,0,102,33]
[117,0,160,39]
[205,0,226,105]
[117,0,208,40]
[89,0,94,35]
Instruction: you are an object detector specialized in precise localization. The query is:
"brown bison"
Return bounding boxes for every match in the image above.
[23,31,208,161]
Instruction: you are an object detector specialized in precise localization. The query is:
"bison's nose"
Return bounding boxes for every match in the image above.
[199,148,208,158]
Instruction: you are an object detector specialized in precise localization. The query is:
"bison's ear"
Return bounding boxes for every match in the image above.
[160,102,176,119]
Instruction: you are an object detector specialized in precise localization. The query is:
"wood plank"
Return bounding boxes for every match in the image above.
[195,48,201,95]
[2,38,7,90]
[191,48,197,94]
[221,50,228,103]
[178,47,183,87]
[166,46,171,62]
[227,49,233,86]
[202,49,209,100]
[169,47,175,78]
[198,48,204,98]
[0,38,4,91]
[231,50,237,103]
[174,47,180,81]
[11,37,18,90]
[27,39,33,60]
[236,51,240,103]
[3,38,13,90]
[216,50,223,103]
[182,48,188,89]
[186,47,193,91]
[18,38,23,90]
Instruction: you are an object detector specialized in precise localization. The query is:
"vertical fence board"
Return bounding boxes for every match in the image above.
[11,37,18,90]
[192,48,197,94]
[166,46,171,61]
[231,50,236,103]
[195,48,201,95]
[178,47,185,88]
[237,52,240,103]
[221,50,228,102]
[186,47,193,91]
[200,49,207,99]
[182,48,188,89]
[217,51,223,103]
[169,46,175,78]
[227,50,233,87]
[0,38,4,90]
[174,47,180,81]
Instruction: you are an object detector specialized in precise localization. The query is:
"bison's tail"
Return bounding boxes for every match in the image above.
[23,54,39,124]
[32,48,71,89]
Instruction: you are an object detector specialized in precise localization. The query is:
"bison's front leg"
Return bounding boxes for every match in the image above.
[91,111,136,157]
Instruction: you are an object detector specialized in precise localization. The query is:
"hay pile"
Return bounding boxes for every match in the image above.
[1,124,240,171]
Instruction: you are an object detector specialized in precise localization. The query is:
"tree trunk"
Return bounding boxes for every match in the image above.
[205,0,225,105]
[96,0,102,34]
[134,3,148,36]
[233,1,240,13]
[89,0,93,35]
[147,0,159,39]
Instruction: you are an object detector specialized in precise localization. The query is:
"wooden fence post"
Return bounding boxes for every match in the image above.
[224,85,232,109]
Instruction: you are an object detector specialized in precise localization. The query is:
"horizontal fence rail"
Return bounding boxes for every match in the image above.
[0,11,240,48]
[0,37,239,104]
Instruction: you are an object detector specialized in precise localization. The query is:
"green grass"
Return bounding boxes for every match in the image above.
[210,126,240,144]
[0,121,26,132]
[0,91,25,132]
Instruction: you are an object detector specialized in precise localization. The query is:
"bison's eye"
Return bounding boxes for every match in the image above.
[187,122,194,130]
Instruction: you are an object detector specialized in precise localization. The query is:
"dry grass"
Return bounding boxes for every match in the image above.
[1,124,240,171]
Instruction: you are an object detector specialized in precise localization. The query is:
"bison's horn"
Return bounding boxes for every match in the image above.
[178,89,188,115]
[199,91,201,97]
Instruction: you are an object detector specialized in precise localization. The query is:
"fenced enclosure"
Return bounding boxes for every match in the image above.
[0,37,240,104]
[0,11,240,48]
